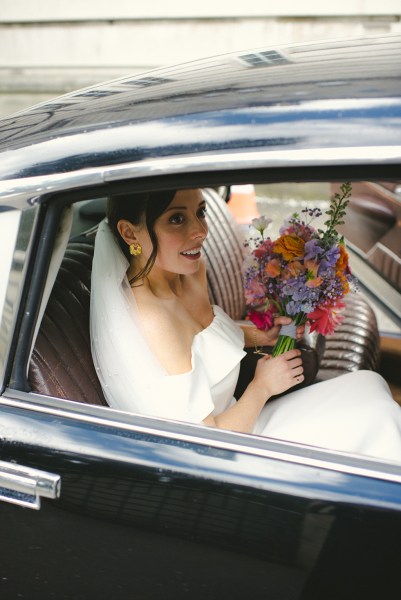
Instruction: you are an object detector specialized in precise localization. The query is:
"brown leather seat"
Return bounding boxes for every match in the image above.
[316,292,380,380]
[29,241,107,405]
[29,190,380,405]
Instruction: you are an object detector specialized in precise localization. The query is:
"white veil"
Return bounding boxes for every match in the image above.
[90,219,215,422]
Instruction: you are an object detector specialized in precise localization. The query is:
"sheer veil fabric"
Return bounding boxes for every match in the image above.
[90,219,244,422]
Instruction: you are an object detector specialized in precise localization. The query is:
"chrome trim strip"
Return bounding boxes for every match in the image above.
[102,146,401,182]
[0,145,400,205]
[2,390,401,487]
[0,171,104,209]
[0,459,60,510]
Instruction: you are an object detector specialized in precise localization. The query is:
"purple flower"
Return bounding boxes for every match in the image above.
[286,300,303,316]
[304,239,323,261]
[320,245,341,273]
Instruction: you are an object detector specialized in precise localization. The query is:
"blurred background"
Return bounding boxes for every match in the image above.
[1,0,400,117]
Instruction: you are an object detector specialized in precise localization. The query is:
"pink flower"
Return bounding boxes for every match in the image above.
[254,239,274,259]
[307,300,346,336]
[244,278,266,306]
[248,308,275,331]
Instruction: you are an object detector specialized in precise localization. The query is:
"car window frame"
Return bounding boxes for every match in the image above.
[2,162,401,481]
[0,208,21,323]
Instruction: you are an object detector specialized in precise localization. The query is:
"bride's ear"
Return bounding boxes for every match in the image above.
[116,219,139,246]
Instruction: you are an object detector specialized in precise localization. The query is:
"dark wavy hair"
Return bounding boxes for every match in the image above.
[107,189,177,285]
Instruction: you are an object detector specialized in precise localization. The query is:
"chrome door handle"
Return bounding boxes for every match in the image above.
[0,460,61,510]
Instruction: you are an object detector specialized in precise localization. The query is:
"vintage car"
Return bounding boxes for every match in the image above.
[0,33,400,599]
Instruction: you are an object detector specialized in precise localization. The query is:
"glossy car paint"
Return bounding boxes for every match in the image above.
[0,35,400,182]
[2,391,401,598]
[0,34,401,599]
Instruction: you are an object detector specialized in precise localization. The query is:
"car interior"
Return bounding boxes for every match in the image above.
[27,182,400,414]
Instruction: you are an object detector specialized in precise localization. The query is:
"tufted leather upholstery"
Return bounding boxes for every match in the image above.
[202,188,247,321]
[29,241,107,405]
[316,292,380,380]
[29,189,380,404]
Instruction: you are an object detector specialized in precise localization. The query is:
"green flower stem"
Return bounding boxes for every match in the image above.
[271,334,296,357]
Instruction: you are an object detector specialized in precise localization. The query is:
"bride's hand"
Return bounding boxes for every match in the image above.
[256,316,305,346]
[251,349,304,399]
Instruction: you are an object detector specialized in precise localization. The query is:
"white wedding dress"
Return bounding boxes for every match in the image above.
[91,219,401,463]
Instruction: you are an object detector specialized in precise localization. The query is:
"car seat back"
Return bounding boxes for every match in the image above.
[29,240,107,405]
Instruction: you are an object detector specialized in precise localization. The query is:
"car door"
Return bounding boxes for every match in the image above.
[2,389,401,600]
[1,190,401,600]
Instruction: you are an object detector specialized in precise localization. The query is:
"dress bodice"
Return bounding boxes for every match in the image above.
[94,298,246,423]
[191,305,246,417]
[143,305,246,423]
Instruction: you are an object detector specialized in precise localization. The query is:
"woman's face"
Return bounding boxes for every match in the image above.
[139,189,208,276]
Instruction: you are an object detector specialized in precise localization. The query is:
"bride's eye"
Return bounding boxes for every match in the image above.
[197,206,207,219]
[169,213,185,225]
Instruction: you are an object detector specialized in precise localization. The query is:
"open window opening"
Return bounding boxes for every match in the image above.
[18,178,400,413]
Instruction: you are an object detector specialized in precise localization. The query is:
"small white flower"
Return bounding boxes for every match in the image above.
[242,254,259,272]
[251,215,272,235]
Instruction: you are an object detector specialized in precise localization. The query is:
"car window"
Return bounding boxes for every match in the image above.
[0,208,21,319]
[17,181,401,464]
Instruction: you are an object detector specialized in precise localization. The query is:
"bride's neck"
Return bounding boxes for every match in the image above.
[134,266,186,299]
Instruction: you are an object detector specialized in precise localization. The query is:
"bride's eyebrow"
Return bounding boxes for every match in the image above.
[164,201,206,212]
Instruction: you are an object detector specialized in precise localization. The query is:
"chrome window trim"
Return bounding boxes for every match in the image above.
[0,172,104,209]
[102,146,401,181]
[2,389,401,491]
[0,206,40,390]
[0,209,21,323]
[0,145,400,207]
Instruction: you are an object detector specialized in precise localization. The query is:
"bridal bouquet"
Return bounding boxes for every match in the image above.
[242,182,357,357]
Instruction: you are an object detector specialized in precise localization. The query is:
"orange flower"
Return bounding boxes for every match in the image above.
[305,259,322,287]
[306,276,323,288]
[284,260,305,279]
[274,235,305,261]
[337,271,350,293]
[336,244,349,272]
[265,258,282,278]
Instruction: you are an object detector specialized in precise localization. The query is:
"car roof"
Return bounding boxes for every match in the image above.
[0,33,400,181]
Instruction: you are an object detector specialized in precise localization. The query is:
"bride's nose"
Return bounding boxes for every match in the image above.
[190,220,207,240]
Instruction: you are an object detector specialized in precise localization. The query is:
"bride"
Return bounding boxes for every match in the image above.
[90,188,401,462]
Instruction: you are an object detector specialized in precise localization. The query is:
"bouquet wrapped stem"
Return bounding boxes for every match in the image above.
[271,314,306,357]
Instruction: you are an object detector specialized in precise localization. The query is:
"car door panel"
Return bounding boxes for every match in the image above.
[1,397,401,599]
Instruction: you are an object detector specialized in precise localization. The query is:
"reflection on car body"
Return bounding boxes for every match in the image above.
[0,33,401,599]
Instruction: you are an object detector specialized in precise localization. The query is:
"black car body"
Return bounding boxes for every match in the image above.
[0,34,401,599]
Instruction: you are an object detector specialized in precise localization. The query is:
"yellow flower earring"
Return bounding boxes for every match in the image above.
[129,242,142,256]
